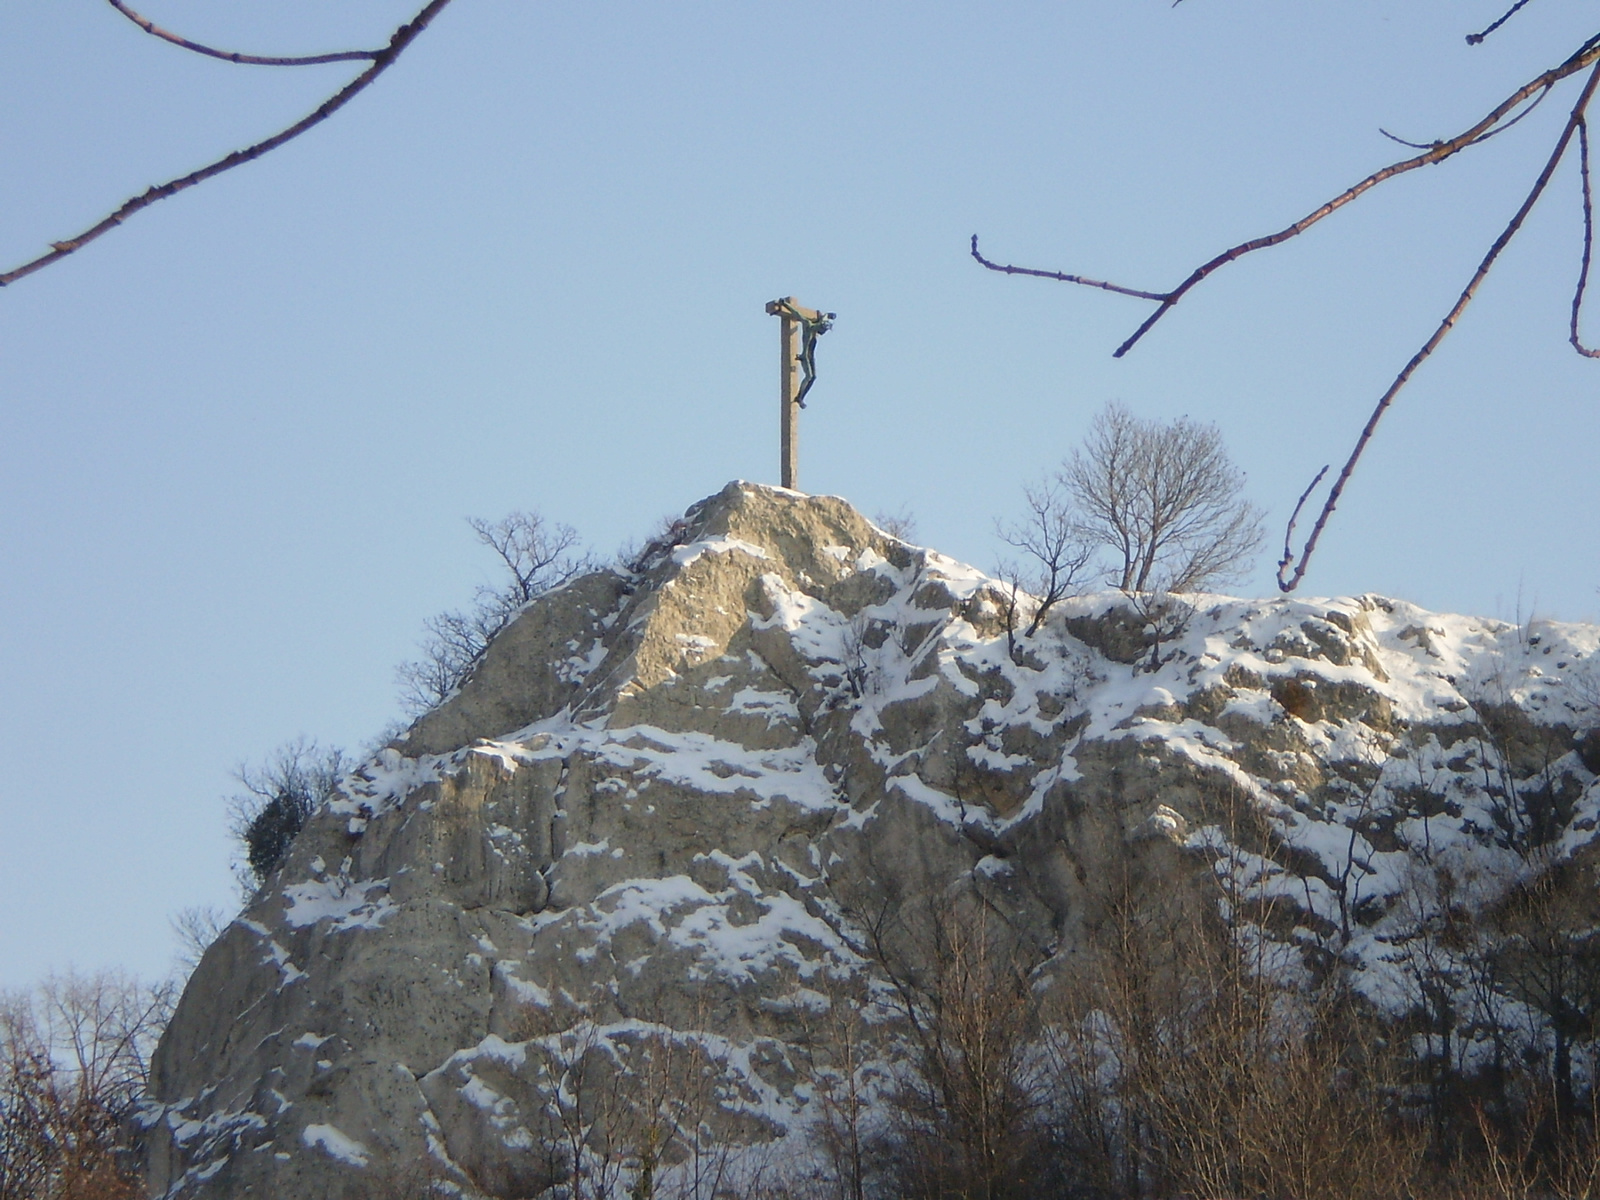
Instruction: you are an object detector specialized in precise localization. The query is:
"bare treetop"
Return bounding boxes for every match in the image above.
[1063,402,1263,595]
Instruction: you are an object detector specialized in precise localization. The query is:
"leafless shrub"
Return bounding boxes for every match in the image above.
[1046,880,1424,1200]
[1118,588,1196,673]
[1461,658,1580,856]
[619,514,694,575]
[840,615,883,699]
[1471,1075,1600,1200]
[997,477,1095,641]
[347,1159,455,1200]
[870,509,918,544]
[397,511,592,713]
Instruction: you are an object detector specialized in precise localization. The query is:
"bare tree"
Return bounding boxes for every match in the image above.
[0,1,455,288]
[997,478,1095,638]
[506,996,746,1200]
[468,513,588,608]
[974,8,1600,592]
[396,511,592,713]
[1061,401,1262,595]
[796,973,884,1200]
[168,906,228,979]
[864,903,1054,1200]
[0,971,172,1200]
[1485,868,1600,1144]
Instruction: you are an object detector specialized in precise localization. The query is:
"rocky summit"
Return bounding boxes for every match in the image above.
[140,482,1600,1199]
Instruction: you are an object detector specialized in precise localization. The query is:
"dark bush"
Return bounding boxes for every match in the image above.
[242,787,315,882]
[228,739,347,887]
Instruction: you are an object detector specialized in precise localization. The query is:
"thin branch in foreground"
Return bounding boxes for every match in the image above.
[0,0,455,288]
[1392,84,1553,153]
[973,39,1600,357]
[1379,82,1551,152]
[1379,128,1438,151]
[1275,464,1328,585]
[968,235,1168,301]
[1277,59,1600,593]
[106,0,380,67]
[1467,0,1540,46]
[1572,118,1600,357]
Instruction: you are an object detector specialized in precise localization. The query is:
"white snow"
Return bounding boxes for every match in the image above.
[301,1123,370,1168]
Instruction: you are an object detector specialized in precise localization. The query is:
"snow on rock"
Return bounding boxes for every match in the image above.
[301,1123,370,1168]
[142,481,1600,1199]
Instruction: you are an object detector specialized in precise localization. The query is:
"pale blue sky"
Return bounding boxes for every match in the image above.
[3,1,1596,988]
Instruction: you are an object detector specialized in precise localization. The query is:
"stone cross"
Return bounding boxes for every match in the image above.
[765,296,833,490]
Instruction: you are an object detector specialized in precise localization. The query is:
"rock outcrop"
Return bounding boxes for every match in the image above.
[141,482,1600,1198]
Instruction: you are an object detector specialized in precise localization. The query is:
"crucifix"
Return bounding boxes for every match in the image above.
[765,296,834,490]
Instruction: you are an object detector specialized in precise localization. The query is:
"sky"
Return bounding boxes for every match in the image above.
[2,0,1597,990]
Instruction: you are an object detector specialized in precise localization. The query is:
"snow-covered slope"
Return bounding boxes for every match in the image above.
[139,482,1600,1198]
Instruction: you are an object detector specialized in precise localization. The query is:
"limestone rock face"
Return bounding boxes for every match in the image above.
[141,482,1600,1199]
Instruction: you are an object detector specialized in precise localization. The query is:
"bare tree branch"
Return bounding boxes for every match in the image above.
[973,38,1600,358]
[1572,118,1600,357]
[106,0,381,67]
[0,0,456,288]
[969,235,1167,301]
[1378,128,1438,151]
[1467,0,1541,46]
[1275,464,1328,587]
[1383,82,1553,153]
[1277,59,1600,592]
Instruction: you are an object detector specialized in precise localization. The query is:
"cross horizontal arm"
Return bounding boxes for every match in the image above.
[766,297,828,322]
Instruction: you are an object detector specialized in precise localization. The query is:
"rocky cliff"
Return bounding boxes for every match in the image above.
[140,482,1600,1198]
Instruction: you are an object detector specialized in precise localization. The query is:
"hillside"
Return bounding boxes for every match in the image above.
[139,482,1600,1199]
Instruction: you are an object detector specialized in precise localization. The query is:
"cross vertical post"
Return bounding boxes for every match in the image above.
[765,296,833,492]
[779,305,800,489]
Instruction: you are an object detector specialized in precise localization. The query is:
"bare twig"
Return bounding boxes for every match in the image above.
[106,0,381,67]
[1463,83,1554,148]
[1277,59,1600,592]
[1378,128,1438,151]
[1383,83,1552,152]
[1275,464,1328,584]
[1467,0,1540,46]
[1572,119,1600,357]
[969,235,1167,301]
[0,0,455,288]
[973,39,1600,357]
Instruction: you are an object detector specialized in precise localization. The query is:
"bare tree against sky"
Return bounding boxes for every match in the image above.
[0,972,171,1200]
[0,0,455,288]
[998,478,1095,637]
[974,6,1600,593]
[1063,403,1262,596]
[396,511,591,714]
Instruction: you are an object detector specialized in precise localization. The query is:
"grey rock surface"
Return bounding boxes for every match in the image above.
[141,482,1600,1198]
